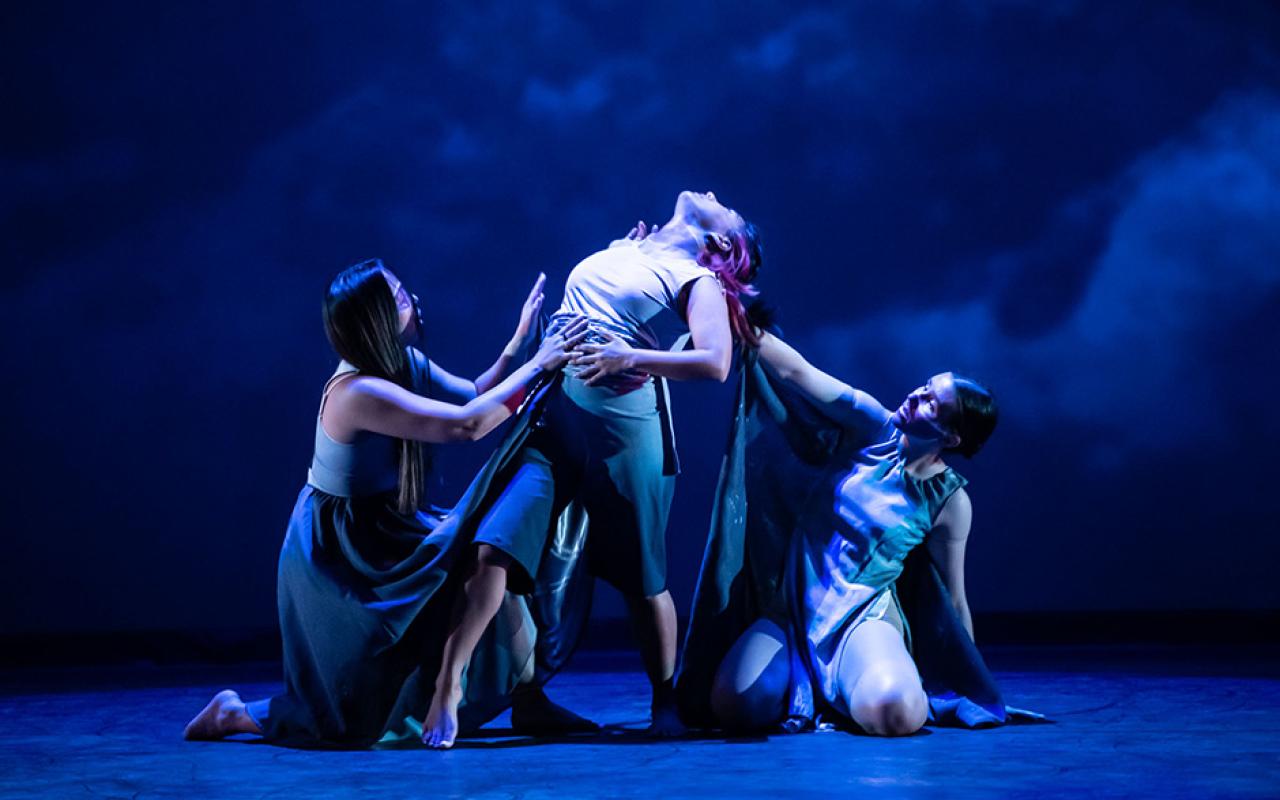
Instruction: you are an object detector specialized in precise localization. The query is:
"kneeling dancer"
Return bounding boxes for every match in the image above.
[678,332,1041,735]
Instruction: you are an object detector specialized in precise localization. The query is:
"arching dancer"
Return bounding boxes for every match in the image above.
[421,191,764,747]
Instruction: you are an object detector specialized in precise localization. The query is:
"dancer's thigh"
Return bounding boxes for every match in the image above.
[835,619,926,735]
[581,411,673,597]
[473,448,566,593]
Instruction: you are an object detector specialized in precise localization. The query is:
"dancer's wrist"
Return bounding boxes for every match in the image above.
[502,336,523,360]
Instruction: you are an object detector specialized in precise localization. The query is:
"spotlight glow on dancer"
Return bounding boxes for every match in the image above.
[679,332,1040,734]
[422,191,763,747]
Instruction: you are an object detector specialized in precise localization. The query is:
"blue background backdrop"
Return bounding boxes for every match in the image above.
[4,1,1278,635]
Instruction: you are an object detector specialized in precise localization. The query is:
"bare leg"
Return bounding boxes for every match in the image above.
[183,690,263,740]
[623,590,684,736]
[709,618,790,731]
[835,619,928,736]
[423,544,513,749]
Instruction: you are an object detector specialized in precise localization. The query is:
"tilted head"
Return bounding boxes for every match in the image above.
[667,190,765,344]
[671,190,745,236]
[891,372,998,458]
[323,259,418,362]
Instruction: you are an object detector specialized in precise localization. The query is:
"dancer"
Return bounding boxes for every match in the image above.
[679,332,1039,735]
[420,190,763,747]
[183,260,587,745]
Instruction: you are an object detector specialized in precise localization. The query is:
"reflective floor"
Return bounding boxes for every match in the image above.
[2,646,1277,799]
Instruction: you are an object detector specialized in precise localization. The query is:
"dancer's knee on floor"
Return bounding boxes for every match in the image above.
[847,666,927,736]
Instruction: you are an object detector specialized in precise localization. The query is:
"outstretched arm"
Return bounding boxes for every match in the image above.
[342,318,588,444]
[573,276,734,383]
[757,332,890,431]
[758,332,854,405]
[925,488,974,641]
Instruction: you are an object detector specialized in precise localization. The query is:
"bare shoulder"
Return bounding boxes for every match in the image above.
[342,373,385,394]
[678,270,727,317]
[338,374,407,407]
[318,372,370,442]
[933,487,973,540]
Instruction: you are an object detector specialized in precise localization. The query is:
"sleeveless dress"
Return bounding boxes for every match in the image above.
[678,348,1039,729]
[245,352,537,747]
[788,402,966,718]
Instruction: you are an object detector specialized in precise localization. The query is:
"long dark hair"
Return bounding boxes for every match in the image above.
[946,375,998,459]
[322,258,426,513]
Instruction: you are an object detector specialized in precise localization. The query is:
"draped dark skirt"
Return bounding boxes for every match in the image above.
[675,348,1044,730]
[248,486,537,747]
[246,370,601,748]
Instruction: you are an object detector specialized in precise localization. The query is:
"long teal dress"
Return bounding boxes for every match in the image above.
[246,351,547,747]
[787,389,967,719]
[677,346,1042,729]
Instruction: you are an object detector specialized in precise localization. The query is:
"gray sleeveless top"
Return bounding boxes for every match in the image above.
[556,238,715,351]
[790,392,968,715]
[306,350,447,498]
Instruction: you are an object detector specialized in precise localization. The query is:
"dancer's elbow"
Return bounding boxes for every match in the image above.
[436,409,487,443]
[690,361,730,382]
[459,415,491,442]
[701,351,732,382]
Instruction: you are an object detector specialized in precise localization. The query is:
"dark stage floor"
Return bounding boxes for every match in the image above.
[1,646,1277,799]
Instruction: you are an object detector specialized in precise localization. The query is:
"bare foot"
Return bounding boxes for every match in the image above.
[780,714,816,734]
[648,696,687,738]
[183,690,260,740]
[511,686,599,736]
[423,684,462,750]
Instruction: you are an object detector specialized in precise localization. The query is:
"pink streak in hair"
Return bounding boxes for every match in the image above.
[697,229,761,346]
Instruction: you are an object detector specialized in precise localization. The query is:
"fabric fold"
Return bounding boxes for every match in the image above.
[676,347,1043,730]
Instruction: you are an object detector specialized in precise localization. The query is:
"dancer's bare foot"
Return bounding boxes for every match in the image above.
[511,685,600,736]
[423,684,462,749]
[183,690,261,740]
[648,695,687,738]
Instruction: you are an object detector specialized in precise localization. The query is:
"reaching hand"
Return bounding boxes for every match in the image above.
[571,330,636,386]
[533,316,589,373]
[513,272,547,343]
[626,220,661,241]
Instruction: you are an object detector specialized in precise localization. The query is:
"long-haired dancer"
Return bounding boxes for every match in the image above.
[183,260,587,745]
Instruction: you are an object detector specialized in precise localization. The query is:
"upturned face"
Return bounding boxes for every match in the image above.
[672,190,745,236]
[891,372,962,445]
[381,268,416,339]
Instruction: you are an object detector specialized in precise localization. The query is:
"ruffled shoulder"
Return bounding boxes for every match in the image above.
[920,466,968,513]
